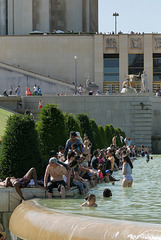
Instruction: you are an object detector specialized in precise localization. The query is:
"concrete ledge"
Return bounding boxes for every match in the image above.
[9,200,161,240]
[0,186,80,212]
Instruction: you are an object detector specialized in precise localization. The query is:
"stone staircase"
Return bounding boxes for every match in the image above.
[130,102,152,149]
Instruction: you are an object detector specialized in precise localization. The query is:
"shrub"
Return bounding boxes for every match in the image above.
[0,115,42,179]
[89,119,99,149]
[108,124,115,143]
[104,125,112,147]
[98,125,107,149]
[115,127,126,146]
[37,104,67,160]
[114,128,122,147]
[64,113,82,138]
[77,114,96,150]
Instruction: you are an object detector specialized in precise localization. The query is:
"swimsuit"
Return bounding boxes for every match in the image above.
[16,176,29,188]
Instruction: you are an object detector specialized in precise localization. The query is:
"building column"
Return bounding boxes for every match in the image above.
[8,0,14,35]
[0,0,6,35]
[94,35,103,92]
[119,35,128,91]
[144,34,153,92]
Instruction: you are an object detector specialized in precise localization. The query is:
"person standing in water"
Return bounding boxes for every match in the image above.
[122,155,133,187]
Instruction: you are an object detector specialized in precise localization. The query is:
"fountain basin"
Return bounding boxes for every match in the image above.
[9,200,161,240]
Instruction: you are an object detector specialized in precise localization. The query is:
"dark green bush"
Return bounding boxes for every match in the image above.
[114,128,122,147]
[64,113,82,138]
[98,125,107,149]
[37,104,67,160]
[104,125,112,146]
[0,115,42,179]
[115,127,126,146]
[89,119,99,150]
[77,114,96,150]
[108,124,115,143]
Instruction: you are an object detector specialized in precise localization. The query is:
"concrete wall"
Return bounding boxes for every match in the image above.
[33,0,50,32]
[8,0,33,35]
[21,94,154,148]
[0,35,97,90]
[0,63,76,96]
[66,0,83,32]
[1,94,161,152]
[0,0,6,35]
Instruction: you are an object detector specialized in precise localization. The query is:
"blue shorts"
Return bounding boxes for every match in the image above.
[123,175,133,182]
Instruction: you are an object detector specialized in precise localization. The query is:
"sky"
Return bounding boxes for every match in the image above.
[99,0,161,34]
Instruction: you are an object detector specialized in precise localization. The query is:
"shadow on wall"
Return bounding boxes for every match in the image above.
[152,136,161,154]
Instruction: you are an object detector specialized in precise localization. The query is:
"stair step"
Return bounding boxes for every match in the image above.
[131,118,152,123]
[131,110,152,114]
[132,127,152,131]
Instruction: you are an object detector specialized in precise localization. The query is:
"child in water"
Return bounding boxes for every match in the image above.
[103,188,112,198]
[81,194,98,207]
[97,164,104,183]
[145,151,150,163]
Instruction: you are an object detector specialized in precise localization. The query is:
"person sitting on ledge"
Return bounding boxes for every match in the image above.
[44,157,70,199]
[0,168,39,201]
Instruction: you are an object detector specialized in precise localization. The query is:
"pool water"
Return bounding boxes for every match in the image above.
[38,155,161,224]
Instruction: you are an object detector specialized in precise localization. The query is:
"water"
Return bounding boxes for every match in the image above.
[38,155,161,224]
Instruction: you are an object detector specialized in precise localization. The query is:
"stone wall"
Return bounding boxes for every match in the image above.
[1,94,161,152]
[0,186,79,240]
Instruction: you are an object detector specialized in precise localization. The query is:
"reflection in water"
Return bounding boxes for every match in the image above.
[38,156,161,224]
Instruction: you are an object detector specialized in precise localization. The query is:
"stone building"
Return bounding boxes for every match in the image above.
[0,0,98,35]
[0,33,161,94]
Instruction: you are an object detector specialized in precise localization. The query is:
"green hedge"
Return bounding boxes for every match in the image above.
[37,104,67,160]
[77,114,96,151]
[0,115,42,179]
[64,113,82,138]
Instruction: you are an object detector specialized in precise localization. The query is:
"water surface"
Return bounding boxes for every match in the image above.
[39,155,161,224]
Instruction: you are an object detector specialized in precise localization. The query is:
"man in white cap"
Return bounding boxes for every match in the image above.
[44,157,70,199]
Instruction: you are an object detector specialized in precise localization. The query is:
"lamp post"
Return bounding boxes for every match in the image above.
[113,12,119,34]
[74,56,78,95]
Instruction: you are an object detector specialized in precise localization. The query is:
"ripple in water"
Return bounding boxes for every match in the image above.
[38,155,161,224]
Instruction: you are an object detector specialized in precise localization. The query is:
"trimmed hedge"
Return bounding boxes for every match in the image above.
[77,114,96,150]
[104,125,112,146]
[98,125,107,149]
[0,115,42,179]
[37,104,67,160]
[89,119,99,150]
[64,113,82,138]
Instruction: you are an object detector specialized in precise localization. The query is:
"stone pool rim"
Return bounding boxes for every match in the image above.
[9,199,161,240]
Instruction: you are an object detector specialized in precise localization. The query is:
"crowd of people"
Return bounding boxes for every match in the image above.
[0,130,151,207]
[3,84,42,97]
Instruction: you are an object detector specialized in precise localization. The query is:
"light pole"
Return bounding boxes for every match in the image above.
[113,12,119,34]
[74,56,78,95]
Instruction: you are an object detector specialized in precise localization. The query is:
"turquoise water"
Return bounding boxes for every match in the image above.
[38,155,161,224]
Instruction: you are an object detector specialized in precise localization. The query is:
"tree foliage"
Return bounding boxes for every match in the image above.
[37,104,67,160]
[89,119,99,150]
[104,125,112,147]
[98,125,107,149]
[77,114,96,150]
[64,113,82,138]
[0,115,42,179]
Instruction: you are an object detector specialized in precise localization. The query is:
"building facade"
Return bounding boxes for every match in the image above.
[0,0,98,35]
[103,34,161,93]
[0,33,160,94]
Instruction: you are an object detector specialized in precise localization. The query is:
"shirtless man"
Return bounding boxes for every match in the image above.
[44,157,70,199]
[112,134,117,147]
[0,168,39,201]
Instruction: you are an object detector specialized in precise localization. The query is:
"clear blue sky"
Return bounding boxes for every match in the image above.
[99,0,161,34]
